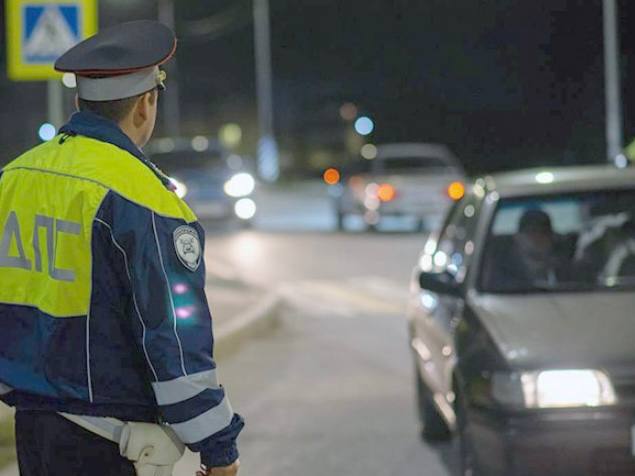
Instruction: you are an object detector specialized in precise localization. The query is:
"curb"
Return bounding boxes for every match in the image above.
[214,290,283,358]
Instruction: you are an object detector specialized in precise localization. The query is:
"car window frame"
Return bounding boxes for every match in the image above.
[472,187,635,294]
[430,191,483,285]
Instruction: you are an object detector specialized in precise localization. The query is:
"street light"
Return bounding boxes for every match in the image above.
[158,0,181,137]
[603,0,623,165]
[355,116,374,136]
[253,0,280,182]
[38,123,56,141]
[361,143,378,160]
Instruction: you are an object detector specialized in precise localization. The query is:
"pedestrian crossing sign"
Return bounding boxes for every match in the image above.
[5,0,97,81]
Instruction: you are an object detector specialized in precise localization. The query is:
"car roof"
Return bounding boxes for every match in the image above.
[377,143,454,159]
[375,143,463,171]
[481,165,635,198]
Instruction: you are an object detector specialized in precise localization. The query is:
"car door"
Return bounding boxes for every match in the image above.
[414,193,482,399]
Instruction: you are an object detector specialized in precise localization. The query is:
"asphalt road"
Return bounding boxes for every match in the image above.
[203,230,426,289]
[174,228,459,476]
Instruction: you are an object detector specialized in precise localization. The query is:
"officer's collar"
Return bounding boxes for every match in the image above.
[59,111,175,190]
[60,111,145,161]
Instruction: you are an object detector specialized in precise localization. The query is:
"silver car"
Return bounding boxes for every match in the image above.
[333,143,464,231]
[407,165,635,475]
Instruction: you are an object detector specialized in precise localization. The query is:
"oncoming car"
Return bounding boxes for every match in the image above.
[407,166,635,475]
[146,138,256,225]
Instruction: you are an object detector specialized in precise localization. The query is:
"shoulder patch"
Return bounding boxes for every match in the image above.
[173,225,201,271]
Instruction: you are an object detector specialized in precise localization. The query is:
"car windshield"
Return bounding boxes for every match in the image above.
[149,151,225,177]
[374,156,453,174]
[479,189,635,294]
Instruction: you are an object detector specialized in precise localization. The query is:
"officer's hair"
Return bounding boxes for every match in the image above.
[77,90,157,124]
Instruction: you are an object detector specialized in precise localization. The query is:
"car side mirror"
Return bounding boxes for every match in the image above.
[419,270,461,296]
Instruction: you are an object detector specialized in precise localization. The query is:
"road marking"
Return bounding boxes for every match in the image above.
[278,276,407,318]
[205,255,242,282]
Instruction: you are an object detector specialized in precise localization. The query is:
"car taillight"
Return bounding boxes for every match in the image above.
[377,183,396,202]
[447,181,465,201]
[323,167,341,185]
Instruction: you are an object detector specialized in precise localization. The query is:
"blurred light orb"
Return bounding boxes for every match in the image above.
[447,181,465,201]
[535,171,554,184]
[365,182,379,196]
[235,198,256,220]
[323,168,341,185]
[224,173,255,198]
[169,177,188,199]
[354,116,374,136]
[191,135,209,152]
[364,196,380,211]
[377,183,396,202]
[227,154,244,170]
[419,254,433,272]
[433,251,448,267]
[219,123,242,148]
[361,143,377,160]
[172,283,189,295]
[38,123,56,141]
[175,306,194,319]
[339,102,358,121]
[62,73,76,88]
[615,154,628,169]
[157,137,175,153]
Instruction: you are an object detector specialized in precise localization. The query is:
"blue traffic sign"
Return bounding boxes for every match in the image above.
[6,0,97,81]
[23,5,80,63]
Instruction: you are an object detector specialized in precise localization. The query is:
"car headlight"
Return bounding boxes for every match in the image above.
[492,369,617,408]
[234,198,256,220]
[224,173,255,198]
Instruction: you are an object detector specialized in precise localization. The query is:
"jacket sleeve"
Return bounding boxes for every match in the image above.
[96,192,244,467]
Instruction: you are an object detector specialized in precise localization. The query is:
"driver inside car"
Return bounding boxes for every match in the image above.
[513,209,559,285]
[482,209,563,291]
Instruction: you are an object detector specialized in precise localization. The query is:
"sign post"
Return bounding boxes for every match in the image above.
[5,0,97,129]
[253,0,280,182]
[602,0,624,166]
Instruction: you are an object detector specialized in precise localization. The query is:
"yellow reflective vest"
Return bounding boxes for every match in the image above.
[0,112,243,467]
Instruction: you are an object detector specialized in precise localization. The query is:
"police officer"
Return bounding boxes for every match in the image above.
[0,21,243,476]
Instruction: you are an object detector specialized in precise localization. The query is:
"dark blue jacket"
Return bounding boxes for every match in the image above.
[0,112,243,467]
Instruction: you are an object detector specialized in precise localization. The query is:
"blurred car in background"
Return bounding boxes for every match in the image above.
[331,143,464,231]
[407,165,635,475]
[146,137,257,225]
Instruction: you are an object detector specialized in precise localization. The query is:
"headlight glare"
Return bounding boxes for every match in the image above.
[529,370,616,408]
[492,369,617,409]
[224,173,255,198]
[169,177,188,199]
[234,198,256,220]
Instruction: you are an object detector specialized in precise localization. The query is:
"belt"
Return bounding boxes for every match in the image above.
[59,413,185,476]
[60,413,125,443]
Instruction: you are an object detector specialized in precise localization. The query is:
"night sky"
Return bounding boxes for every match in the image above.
[2,0,635,175]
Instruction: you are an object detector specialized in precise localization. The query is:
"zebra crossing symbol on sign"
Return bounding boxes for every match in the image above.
[6,0,97,81]
[23,5,80,64]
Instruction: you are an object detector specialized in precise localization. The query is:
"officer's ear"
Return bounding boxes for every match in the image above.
[133,91,153,126]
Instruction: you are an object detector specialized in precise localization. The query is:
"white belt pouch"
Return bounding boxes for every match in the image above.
[60,413,185,476]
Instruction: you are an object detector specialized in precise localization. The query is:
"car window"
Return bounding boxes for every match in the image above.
[492,199,582,235]
[432,194,481,282]
[479,189,635,293]
[149,151,225,176]
[375,156,453,173]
